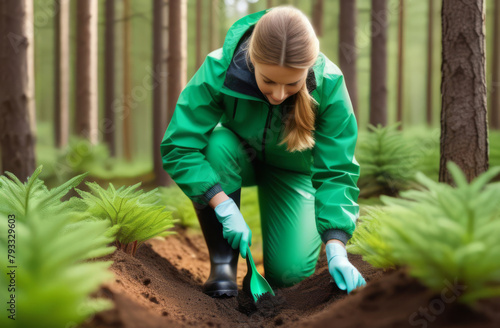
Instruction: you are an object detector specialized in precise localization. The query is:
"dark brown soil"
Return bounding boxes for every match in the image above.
[78,226,500,328]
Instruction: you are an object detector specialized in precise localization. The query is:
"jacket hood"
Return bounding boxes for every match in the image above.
[220,9,318,102]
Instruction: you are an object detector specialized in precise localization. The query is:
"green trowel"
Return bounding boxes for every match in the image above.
[244,248,275,302]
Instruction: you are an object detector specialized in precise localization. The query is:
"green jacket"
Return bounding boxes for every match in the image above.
[161,9,360,244]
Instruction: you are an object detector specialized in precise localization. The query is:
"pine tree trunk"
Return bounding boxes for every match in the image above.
[312,0,323,37]
[104,0,116,156]
[491,0,500,129]
[153,0,170,186]
[440,0,488,183]
[196,0,202,70]
[55,0,70,149]
[122,0,132,161]
[0,0,36,180]
[209,0,219,52]
[396,0,404,128]
[369,0,388,127]
[425,0,434,126]
[25,0,36,136]
[76,0,98,144]
[339,0,359,118]
[167,0,187,140]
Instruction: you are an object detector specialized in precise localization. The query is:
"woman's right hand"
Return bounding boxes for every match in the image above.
[214,198,252,259]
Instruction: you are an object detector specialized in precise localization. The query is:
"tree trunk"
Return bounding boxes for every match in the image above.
[167,0,187,138]
[339,0,359,118]
[196,0,202,70]
[153,0,170,186]
[122,0,132,161]
[0,0,36,180]
[369,0,388,127]
[25,0,36,136]
[312,0,323,37]
[491,0,500,129]
[267,0,273,8]
[425,0,434,126]
[440,0,488,183]
[76,0,98,144]
[209,0,219,52]
[55,0,70,149]
[396,0,404,128]
[104,0,116,156]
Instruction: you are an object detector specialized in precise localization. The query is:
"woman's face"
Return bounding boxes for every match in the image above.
[253,62,308,105]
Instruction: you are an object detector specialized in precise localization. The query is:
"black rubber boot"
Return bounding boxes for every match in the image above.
[192,188,241,298]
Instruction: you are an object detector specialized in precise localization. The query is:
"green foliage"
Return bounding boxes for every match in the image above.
[0,205,115,328]
[158,185,199,229]
[76,182,177,246]
[240,186,262,245]
[348,207,397,268]
[0,167,116,327]
[0,166,87,221]
[59,137,112,175]
[36,126,153,187]
[356,124,420,197]
[490,130,500,169]
[403,126,441,181]
[350,162,500,304]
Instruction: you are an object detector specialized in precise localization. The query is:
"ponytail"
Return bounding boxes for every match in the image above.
[278,83,318,152]
[247,6,320,152]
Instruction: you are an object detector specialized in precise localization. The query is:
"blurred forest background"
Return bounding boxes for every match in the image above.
[0,0,498,202]
[27,0,497,166]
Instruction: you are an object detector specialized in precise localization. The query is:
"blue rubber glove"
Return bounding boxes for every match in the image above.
[326,242,366,293]
[214,198,252,259]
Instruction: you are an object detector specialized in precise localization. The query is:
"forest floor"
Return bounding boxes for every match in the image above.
[79,226,500,328]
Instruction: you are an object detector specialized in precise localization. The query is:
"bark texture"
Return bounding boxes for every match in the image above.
[369,0,388,126]
[153,0,170,186]
[440,0,489,183]
[75,0,98,144]
[55,0,70,148]
[339,0,359,118]
[0,0,36,181]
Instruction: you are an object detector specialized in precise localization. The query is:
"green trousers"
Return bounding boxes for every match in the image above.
[204,125,322,288]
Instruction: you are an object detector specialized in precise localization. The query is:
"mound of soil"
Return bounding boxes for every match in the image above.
[79,227,500,328]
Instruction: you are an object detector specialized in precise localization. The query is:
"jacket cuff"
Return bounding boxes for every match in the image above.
[321,229,352,246]
[203,183,224,203]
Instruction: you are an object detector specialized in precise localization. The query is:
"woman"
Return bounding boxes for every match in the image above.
[161,6,366,298]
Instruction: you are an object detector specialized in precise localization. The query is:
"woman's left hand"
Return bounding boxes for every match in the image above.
[326,242,366,293]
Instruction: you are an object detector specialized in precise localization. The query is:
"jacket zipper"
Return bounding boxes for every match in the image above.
[262,104,273,163]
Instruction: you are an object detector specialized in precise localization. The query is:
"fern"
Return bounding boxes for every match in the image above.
[0,201,115,327]
[76,182,177,255]
[356,124,420,197]
[350,162,500,304]
[60,136,112,174]
[404,126,440,182]
[347,206,397,268]
[0,165,87,221]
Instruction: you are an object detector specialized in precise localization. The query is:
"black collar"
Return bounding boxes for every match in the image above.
[223,28,317,104]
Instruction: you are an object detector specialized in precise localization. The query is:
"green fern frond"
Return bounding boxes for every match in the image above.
[0,199,115,328]
[356,124,420,197]
[0,166,87,222]
[350,163,500,305]
[75,182,176,248]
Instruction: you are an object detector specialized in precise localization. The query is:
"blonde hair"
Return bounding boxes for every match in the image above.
[246,6,319,152]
